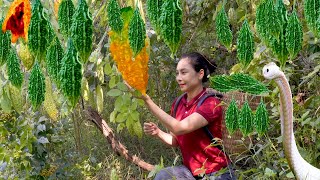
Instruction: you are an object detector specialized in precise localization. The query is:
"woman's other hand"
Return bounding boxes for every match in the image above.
[144,122,160,136]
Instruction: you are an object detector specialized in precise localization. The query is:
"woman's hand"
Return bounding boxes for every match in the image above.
[143,122,160,136]
[123,81,149,101]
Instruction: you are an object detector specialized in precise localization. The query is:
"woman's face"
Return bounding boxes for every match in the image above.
[176,58,203,92]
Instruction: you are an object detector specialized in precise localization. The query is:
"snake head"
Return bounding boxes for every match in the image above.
[262,62,282,80]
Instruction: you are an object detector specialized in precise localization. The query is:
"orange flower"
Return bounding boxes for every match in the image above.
[2,0,31,43]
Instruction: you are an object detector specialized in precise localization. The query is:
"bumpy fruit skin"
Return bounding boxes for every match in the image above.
[210,73,269,95]
[255,100,269,136]
[236,19,254,67]
[159,0,182,56]
[215,6,233,49]
[7,48,23,88]
[0,19,11,66]
[17,42,34,70]
[8,83,25,113]
[265,0,281,39]
[28,62,45,109]
[58,0,75,37]
[304,0,320,37]
[225,99,239,135]
[210,75,237,93]
[43,77,59,121]
[28,0,52,61]
[270,0,288,67]
[1,0,31,43]
[256,0,269,44]
[129,8,146,57]
[46,37,64,86]
[285,11,303,60]
[238,101,254,136]
[109,8,149,94]
[146,0,163,35]
[107,0,123,33]
[70,0,93,63]
[59,38,82,107]
[229,73,269,95]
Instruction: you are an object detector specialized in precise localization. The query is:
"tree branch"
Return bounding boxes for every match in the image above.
[85,107,155,171]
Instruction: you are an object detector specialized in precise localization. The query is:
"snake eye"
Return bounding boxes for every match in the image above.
[266,69,269,72]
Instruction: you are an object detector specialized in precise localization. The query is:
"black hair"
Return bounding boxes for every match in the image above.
[180,52,217,83]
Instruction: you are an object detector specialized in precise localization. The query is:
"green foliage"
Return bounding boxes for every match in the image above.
[146,0,163,35]
[238,101,254,136]
[7,48,23,88]
[304,0,320,37]
[0,19,10,66]
[46,37,64,86]
[107,0,124,33]
[225,99,239,134]
[28,0,52,61]
[59,38,82,107]
[159,0,182,56]
[71,0,93,63]
[58,0,75,37]
[254,99,269,136]
[128,7,146,57]
[0,113,36,177]
[237,19,254,67]
[28,62,46,109]
[215,6,232,49]
[286,11,303,60]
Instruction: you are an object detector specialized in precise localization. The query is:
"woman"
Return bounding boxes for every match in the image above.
[142,52,235,179]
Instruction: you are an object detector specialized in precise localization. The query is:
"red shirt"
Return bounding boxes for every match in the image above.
[170,88,229,176]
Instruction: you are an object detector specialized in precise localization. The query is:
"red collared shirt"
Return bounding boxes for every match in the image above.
[170,88,228,176]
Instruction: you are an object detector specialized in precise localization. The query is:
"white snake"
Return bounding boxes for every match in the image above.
[263,62,320,180]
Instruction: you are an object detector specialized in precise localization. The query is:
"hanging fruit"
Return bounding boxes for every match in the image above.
[146,0,163,35]
[17,42,34,70]
[28,61,45,109]
[256,0,270,45]
[236,19,254,68]
[0,18,11,66]
[215,6,233,49]
[59,38,82,107]
[7,48,23,88]
[265,0,281,40]
[269,0,288,67]
[46,37,64,86]
[286,11,303,60]
[304,0,320,37]
[238,101,254,136]
[255,99,269,136]
[70,0,93,63]
[159,0,182,56]
[58,0,75,37]
[28,0,53,61]
[1,0,31,43]
[109,7,149,94]
[225,99,239,134]
[8,83,25,113]
[129,7,146,57]
[43,77,59,121]
[107,0,124,33]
